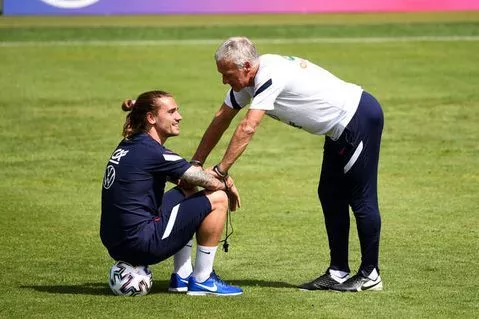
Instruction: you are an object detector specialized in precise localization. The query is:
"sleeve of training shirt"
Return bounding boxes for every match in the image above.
[145,144,191,180]
[224,88,251,110]
[249,62,285,111]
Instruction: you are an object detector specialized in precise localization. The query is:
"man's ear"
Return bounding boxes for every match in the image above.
[146,112,156,125]
[243,61,252,71]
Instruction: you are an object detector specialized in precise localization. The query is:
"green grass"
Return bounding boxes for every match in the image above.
[0,12,478,319]
[1,22,479,42]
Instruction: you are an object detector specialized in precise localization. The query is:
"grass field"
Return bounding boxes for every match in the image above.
[0,11,478,319]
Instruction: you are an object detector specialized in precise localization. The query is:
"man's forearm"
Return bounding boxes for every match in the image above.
[182,166,225,191]
[192,119,228,163]
[218,121,256,173]
[217,109,265,173]
[192,104,238,164]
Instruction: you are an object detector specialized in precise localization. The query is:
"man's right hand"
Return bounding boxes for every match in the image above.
[224,175,241,212]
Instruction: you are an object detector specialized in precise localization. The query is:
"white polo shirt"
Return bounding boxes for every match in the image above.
[224,54,363,140]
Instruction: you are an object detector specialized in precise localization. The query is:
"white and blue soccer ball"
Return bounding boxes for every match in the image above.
[109,261,153,296]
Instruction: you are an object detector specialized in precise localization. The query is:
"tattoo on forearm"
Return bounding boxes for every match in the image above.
[182,167,222,190]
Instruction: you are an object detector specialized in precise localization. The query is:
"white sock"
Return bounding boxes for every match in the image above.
[173,240,193,279]
[367,268,379,281]
[329,269,349,282]
[192,245,218,283]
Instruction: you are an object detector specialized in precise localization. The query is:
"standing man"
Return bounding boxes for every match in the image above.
[191,37,384,292]
[100,90,242,296]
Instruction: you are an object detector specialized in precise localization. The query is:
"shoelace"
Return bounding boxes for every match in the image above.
[211,271,228,286]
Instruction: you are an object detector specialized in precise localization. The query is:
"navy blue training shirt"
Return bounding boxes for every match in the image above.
[100,133,191,249]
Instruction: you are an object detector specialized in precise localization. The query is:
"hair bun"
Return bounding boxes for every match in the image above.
[121,99,136,112]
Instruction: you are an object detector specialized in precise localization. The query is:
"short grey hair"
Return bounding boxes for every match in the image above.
[215,36,259,68]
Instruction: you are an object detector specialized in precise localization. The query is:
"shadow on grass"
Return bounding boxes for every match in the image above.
[229,279,297,289]
[21,279,296,296]
[21,282,118,296]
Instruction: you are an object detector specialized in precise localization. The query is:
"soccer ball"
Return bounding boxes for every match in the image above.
[108,261,153,296]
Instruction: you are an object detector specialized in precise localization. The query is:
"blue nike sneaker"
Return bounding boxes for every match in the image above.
[187,271,243,296]
[168,273,190,292]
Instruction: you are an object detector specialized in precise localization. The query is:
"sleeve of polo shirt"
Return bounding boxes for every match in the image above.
[249,72,284,111]
[224,88,251,110]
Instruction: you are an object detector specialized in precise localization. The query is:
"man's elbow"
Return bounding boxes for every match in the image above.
[239,120,258,136]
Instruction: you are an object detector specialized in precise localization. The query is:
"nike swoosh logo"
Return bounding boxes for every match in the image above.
[363,280,381,289]
[195,282,217,292]
[199,250,211,255]
[179,278,188,284]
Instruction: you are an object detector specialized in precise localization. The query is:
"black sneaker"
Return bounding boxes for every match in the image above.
[298,271,349,290]
[332,272,383,292]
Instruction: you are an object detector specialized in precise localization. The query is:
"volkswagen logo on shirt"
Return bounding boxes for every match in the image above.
[40,0,100,9]
[103,165,116,190]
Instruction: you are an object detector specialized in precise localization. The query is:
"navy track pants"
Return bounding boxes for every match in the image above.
[318,91,384,274]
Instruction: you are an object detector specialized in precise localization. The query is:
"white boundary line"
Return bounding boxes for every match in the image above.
[0,35,478,47]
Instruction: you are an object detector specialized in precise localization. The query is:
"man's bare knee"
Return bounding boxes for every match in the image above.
[205,190,228,211]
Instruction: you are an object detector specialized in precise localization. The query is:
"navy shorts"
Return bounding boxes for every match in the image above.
[110,188,212,266]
